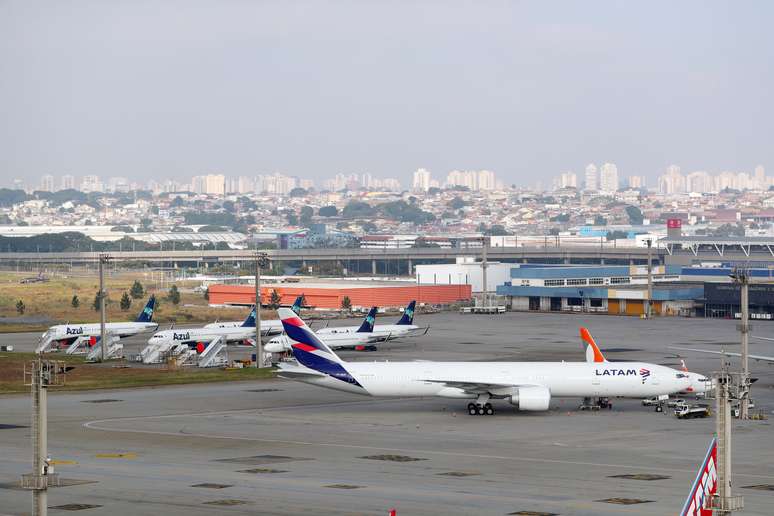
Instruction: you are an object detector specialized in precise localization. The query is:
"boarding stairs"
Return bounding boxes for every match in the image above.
[86,334,123,361]
[65,336,93,355]
[196,336,227,368]
[36,331,58,353]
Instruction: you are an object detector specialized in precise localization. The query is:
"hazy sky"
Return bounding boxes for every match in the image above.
[1,1,772,187]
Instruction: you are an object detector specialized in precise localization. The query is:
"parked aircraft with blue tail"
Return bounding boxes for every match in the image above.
[36,296,158,353]
[204,295,304,335]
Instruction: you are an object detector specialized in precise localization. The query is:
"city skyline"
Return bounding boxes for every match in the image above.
[2,2,773,186]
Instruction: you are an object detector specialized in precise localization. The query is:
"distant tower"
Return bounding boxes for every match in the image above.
[39,175,55,193]
[599,163,618,194]
[412,168,431,192]
[584,164,598,191]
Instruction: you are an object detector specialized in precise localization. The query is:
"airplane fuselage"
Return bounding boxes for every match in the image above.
[45,322,158,341]
[281,361,690,399]
[149,326,256,345]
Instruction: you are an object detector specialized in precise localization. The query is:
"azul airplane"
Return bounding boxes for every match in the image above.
[275,308,709,415]
[264,306,382,353]
[146,306,259,349]
[203,295,304,335]
[37,296,158,353]
[315,300,424,342]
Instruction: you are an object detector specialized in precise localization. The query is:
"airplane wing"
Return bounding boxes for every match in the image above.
[420,379,532,394]
[671,346,774,365]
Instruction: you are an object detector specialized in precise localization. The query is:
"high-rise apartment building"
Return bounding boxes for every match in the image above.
[658,165,685,194]
[584,164,598,191]
[80,175,103,193]
[39,175,55,192]
[256,173,297,195]
[61,175,76,190]
[754,165,766,190]
[599,163,618,194]
[412,168,432,192]
[477,170,496,190]
[628,176,645,189]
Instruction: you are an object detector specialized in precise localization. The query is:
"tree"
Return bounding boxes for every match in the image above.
[427,187,441,196]
[360,221,378,233]
[448,196,468,210]
[300,205,314,226]
[289,187,308,197]
[92,292,106,311]
[319,205,338,217]
[489,224,511,236]
[342,200,376,218]
[120,292,132,311]
[594,215,607,226]
[269,289,282,309]
[625,205,644,225]
[167,285,181,305]
[340,296,352,311]
[550,213,570,223]
[15,300,25,315]
[130,280,145,299]
[286,211,298,225]
[71,295,80,309]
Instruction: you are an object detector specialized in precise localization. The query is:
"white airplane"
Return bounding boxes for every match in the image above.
[146,306,258,349]
[275,308,706,415]
[36,296,158,353]
[203,295,304,335]
[316,300,425,342]
[265,307,383,353]
[578,328,711,396]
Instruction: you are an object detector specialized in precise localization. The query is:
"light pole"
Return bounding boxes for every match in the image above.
[98,253,111,362]
[645,238,653,319]
[730,267,751,419]
[254,251,269,368]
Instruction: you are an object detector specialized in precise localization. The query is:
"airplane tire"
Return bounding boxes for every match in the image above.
[476,405,485,416]
[484,403,494,416]
[467,403,477,416]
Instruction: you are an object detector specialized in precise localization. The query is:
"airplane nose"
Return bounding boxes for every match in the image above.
[264,341,284,353]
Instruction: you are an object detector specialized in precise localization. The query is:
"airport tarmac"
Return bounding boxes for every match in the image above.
[1,311,773,515]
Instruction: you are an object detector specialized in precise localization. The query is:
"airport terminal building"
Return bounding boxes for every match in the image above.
[496,264,701,316]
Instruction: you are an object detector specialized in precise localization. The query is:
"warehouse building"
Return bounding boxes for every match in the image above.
[496,264,701,316]
[208,282,471,310]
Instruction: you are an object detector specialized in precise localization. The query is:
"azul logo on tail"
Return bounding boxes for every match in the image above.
[279,308,362,388]
[136,296,156,323]
[291,295,304,315]
[397,301,415,325]
[357,307,377,333]
[241,307,257,327]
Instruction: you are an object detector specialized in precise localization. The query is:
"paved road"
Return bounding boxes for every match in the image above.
[1,312,773,515]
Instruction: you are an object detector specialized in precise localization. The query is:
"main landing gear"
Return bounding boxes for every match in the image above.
[467,402,495,416]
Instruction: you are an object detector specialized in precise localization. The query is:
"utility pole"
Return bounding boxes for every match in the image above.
[21,358,65,516]
[710,370,744,514]
[254,251,269,368]
[481,236,489,308]
[730,267,752,419]
[645,239,653,319]
[98,254,110,362]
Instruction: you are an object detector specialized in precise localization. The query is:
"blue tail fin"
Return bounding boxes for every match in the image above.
[291,295,304,315]
[135,296,156,323]
[356,307,377,333]
[241,306,257,327]
[396,300,416,325]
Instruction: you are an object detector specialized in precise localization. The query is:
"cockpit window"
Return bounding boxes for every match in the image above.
[676,373,689,379]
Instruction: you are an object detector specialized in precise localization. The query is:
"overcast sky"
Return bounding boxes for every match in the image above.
[1,1,772,188]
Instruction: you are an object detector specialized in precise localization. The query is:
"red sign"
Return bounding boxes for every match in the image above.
[668,218,682,229]
[681,437,717,516]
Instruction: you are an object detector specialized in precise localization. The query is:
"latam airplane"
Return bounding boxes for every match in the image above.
[265,307,382,353]
[203,295,304,335]
[275,308,708,415]
[36,296,158,353]
[316,300,424,342]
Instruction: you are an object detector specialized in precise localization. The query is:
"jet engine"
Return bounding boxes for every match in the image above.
[508,385,550,411]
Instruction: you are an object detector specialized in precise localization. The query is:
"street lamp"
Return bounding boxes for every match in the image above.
[254,251,270,368]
